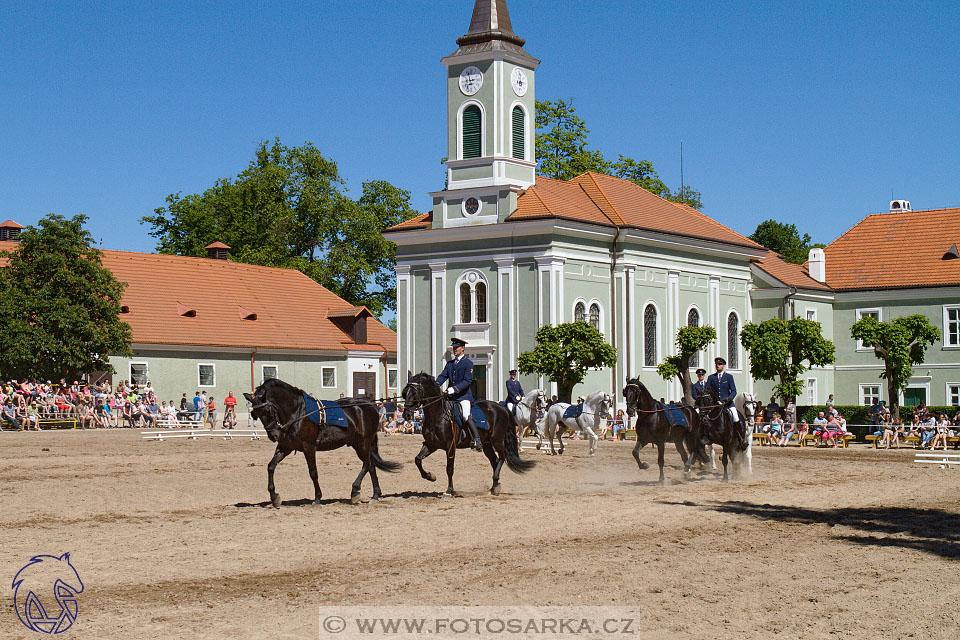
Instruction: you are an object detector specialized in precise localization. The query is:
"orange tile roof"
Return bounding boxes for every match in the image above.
[0,241,396,353]
[752,250,831,292]
[0,220,25,229]
[822,207,960,290]
[384,173,759,250]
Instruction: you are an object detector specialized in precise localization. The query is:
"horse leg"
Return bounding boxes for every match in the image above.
[303,446,323,506]
[631,440,649,471]
[443,451,459,497]
[721,448,730,482]
[657,442,666,484]
[584,424,599,456]
[556,425,566,455]
[675,437,691,474]
[267,446,291,509]
[484,442,503,495]
[415,442,438,482]
[350,444,372,504]
[710,444,717,471]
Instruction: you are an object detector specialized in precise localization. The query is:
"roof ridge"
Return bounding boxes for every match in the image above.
[581,172,626,226]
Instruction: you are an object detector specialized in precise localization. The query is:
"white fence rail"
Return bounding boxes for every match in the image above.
[142,429,265,441]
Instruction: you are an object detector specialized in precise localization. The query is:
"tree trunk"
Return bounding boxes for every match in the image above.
[887,365,900,421]
[556,380,575,405]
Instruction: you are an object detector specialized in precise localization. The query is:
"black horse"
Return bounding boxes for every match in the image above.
[244,378,401,508]
[401,372,534,496]
[686,387,749,482]
[622,377,704,484]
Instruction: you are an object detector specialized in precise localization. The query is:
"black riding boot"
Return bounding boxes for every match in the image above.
[465,417,483,451]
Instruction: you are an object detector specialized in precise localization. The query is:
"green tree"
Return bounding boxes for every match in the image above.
[535,99,702,208]
[740,318,836,402]
[517,322,617,403]
[141,139,417,316]
[749,219,824,265]
[850,314,941,420]
[656,325,717,405]
[0,214,132,380]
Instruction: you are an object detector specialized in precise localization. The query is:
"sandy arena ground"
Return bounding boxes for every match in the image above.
[1,429,958,639]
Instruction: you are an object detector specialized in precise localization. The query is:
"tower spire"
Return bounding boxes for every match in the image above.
[458,0,524,47]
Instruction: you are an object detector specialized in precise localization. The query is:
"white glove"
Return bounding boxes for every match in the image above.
[446,387,455,395]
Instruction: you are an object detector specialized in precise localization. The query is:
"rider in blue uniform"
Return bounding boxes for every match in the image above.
[691,368,708,404]
[436,337,482,451]
[505,369,524,416]
[705,357,739,423]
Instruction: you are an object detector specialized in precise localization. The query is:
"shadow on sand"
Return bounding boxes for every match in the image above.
[664,500,960,559]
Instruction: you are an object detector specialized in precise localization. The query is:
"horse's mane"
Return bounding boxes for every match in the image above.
[628,377,657,408]
[409,372,442,395]
[256,377,304,398]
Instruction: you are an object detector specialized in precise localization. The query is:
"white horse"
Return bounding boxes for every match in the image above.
[541,391,613,456]
[733,392,761,476]
[512,389,546,445]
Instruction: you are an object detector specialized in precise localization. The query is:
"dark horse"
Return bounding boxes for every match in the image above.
[686,387,749,482]
[244,378,401,508]
[622,377,704,484]
[401,372,535,496]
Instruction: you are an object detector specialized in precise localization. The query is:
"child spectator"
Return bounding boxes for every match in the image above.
[206,397,217,427]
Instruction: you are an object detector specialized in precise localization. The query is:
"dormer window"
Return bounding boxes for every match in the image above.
[177,303,197,318]
[120,305,130,314]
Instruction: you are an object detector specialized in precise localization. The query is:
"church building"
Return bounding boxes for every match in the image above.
[385,0,960,410]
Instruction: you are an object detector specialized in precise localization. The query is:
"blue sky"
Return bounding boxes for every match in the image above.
[2,0,958,254]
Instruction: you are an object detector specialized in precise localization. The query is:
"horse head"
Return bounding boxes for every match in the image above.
[622,377,642,417]
[400,372,440,420]
[599,392,614,419]
[244,383,283,442]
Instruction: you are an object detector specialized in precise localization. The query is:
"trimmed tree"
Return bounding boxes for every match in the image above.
[740,318,835,402]
[656,325,717,405]
[0,214,132,380]
[517,321,617,404]
[850,314,941,420]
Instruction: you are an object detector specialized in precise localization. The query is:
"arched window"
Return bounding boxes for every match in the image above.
[460,283,471,324]
[475,282,486,323]
[574,302,586,323]
[727,312,740,369]
[512,106,525,160]
[589,303,601,330]
[462,105,482,159]
[644,304,658,367]
[687,308,700,368]
[456,270,488,324]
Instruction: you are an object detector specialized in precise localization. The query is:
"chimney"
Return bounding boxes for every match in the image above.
[204,241,230,260]
[890,199,911,213]
[808,247,826,283]
[0,220,25,242]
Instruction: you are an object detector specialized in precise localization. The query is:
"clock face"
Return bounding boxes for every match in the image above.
[511,68,528,96]
[464,197,481,216]
[459,66,483,96]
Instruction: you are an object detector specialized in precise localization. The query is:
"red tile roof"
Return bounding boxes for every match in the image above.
[0,241,396,353]
[822,207,960,290]
[752,250,832,292]
[386,172,761,250]
[0,220,24,229]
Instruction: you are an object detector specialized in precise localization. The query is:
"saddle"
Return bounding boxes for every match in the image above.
[450,401,490,431]
[657,401,689,429]
[302,394,349,428]
[562,403,584,420]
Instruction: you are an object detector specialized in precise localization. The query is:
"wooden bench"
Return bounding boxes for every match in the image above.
[800,433,855,448]
[38,418,77,430]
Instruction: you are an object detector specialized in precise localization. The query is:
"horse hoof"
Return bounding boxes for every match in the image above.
[424,472,437,482]
[311,500,321,509]
[638,462,649,470]
[271,495,281,509]
[350,494,362,505]
[558,450,564,456]
[490,484,501,496]
[536,444,542,450]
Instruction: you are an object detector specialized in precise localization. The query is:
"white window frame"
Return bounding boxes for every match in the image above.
[454,270,490,325]
[686,304,705,369]
[321,367,337,389]
[588,299,604,333]
[456,99,487,160]
[726,309,743,371]
[943,305,960,348]
[388,367,398,390]
[197,363,216,388]
[859,383,881,406]
[856,308,881,351]
[261,364,278,383]
[805,308,817,322]
[806,378,817,405]
[572,298,587,324]
[642,300,661,369]
[946,382,960,406]
[508,100,531,161]
[129,361,149,386]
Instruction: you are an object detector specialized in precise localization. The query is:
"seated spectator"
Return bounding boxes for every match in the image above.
[92,399,109,428]
[778,417,796,446]
[931,414,950,451]
[767,414,783,446]
[26,402,40,430]
[919,415,937,449]
[1,400,22,430]
[77,399,95,429]
[223,392,238,428]
[812,411,827,434]
[821,414,843,448]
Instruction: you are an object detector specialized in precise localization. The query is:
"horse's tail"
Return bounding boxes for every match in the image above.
[370,438,402,473]
[504,419,536,474]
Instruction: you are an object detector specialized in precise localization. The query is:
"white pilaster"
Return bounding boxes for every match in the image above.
[396,265,411,383]
[625,265,637,379]
[709,276,721,365]
[667,270,681,399]
[496,258,514,396]
[429,262,447,375]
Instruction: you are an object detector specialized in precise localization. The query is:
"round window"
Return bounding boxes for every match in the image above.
[463,197,481,216]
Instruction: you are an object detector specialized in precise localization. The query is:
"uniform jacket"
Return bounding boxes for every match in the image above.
[436,357,475,401]
[505,378,525,404]
[691,379,708,402]
[706,371,737,405]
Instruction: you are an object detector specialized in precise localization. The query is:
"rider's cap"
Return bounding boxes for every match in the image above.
[714,357,726,366]
[450,337,467,347]
[695,368,706,375]
[509,369,517,375]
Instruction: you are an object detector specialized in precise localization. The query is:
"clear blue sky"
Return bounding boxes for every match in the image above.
[2,0,958,253]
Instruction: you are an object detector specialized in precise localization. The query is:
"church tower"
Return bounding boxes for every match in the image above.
[431,0,539,228]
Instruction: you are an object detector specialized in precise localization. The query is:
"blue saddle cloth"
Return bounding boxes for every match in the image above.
[453,403,489,430]
[562,403,584,420]
[303,394,349,428]
[659,401,688,428]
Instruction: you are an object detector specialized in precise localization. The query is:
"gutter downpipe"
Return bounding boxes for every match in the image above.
[250,347,258,393]
[610,226,625,411]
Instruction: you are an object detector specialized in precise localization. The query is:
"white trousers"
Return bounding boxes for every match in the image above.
[506,402,515,413]
[728,406,740,423]
[458,399,471,420]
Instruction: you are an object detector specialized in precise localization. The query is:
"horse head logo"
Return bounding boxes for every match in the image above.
[12,553,84,634]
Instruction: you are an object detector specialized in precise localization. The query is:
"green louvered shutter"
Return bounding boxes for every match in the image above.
[512,106,525,160]
[462,105,481,158]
